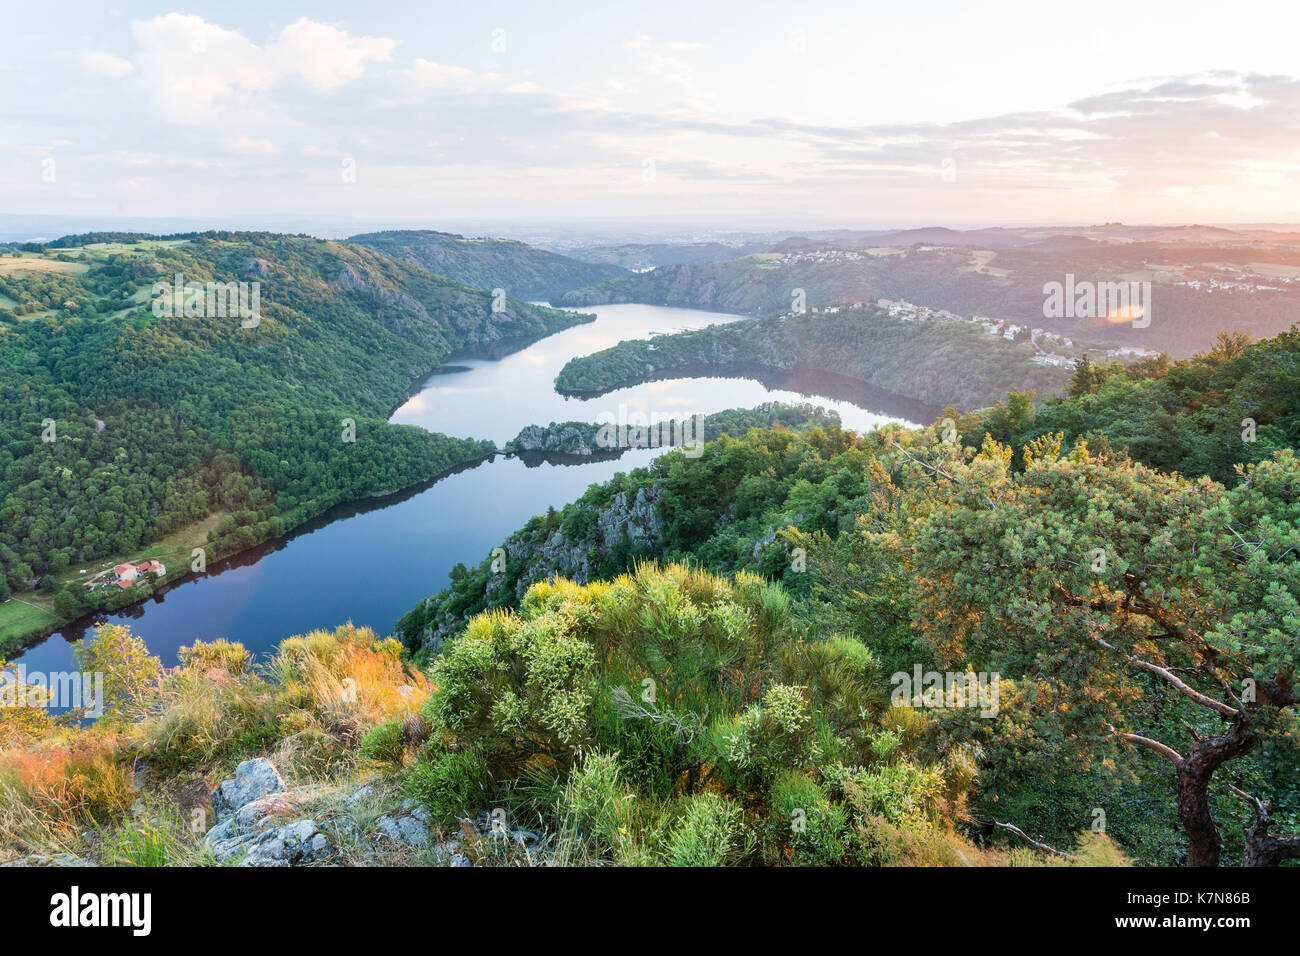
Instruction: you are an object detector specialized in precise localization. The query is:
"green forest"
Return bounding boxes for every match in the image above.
[0,234,589,651]
[554,305,1073,409]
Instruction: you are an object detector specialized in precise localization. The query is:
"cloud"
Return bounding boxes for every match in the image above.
[130,14,275,125]
[269,18,395,91]
[403,58,481,94]
[224,135,280,157]
[68,51,134,79]
[128,14,394,126]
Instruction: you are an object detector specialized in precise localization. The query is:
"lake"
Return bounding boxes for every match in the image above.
[14,303,925,674]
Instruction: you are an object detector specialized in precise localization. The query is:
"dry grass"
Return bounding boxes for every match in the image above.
[272,622,430,750]
[0,732,134,857]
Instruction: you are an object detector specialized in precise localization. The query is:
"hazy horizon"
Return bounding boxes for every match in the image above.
[8,1,1300,228]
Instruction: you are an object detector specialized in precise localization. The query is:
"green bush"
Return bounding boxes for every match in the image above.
[178,639,253,676]
[402,745,491,824]
[423,603,598,774]
[555,750,629,861]
[714,683,817,788]
[664,793,747,866]
[769,772,848,866]
[360,719,408,768]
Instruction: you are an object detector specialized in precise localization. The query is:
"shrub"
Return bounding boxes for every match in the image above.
[554,750,629,862]
[424,609,597,773]
[71,623,162,722]
[0,661,56,745]
[770,772,848,866]
[177,639,252,677]
[273,623,427,746]
[403,745,491,824]
[714,683,816,789]
[360,719,408,768]
[664,793,747,866]
[0,734,133,853]
[833,760,947,832]
[142,666,285,767]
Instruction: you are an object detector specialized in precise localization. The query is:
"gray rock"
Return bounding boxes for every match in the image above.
[448,853,473,867]
[237,820,333,867]
[206,792,333,866]
[344,785,375,809]
[374,811,430,849]
[325,816,364,844]
[210,758,286,822]
[433,839,462,860]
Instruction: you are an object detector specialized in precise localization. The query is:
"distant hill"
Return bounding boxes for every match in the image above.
[869,226,1035,248]
[557,253,880,317]
[348,230,627,302]
[557,231,1300,355]
[564,241,775,270]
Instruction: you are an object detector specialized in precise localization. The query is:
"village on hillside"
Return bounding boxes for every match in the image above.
[813,298,1163,369]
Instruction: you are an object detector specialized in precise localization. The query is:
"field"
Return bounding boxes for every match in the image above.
[0,256,89,275]
[959,249,1010,277]
[0,598,58,654]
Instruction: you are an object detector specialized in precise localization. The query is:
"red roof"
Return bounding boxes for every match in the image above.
[113,564,135,575]
[116,580,133,589]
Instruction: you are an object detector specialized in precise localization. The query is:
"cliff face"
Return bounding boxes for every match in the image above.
[512,484,664,589]
[410,482,665,655]
[507,422,601,456]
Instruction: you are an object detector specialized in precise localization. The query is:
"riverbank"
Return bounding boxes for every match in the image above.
[0,444,504,659]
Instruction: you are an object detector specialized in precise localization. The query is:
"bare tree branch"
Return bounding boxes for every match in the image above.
[994,821,1079,860]
[1105,724,1184,765]
[1095,636,1240,718]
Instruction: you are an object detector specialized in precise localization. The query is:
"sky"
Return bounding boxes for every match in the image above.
[5,0,1300,232]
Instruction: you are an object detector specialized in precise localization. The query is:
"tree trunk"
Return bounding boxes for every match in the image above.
[1177,716,1257,867]
[1240,796,1300,866]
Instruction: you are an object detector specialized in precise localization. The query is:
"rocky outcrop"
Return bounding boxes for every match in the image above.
[406,481,667,654]
[511,484,664,595]
[506,422,601,457]
[205,760,334,867]
[374,800,433,849]
[209,758,286,822]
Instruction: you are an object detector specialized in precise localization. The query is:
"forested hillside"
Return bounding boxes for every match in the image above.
[554,305,1072,410]
[349,230,627,302]
[0,234,590,651]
